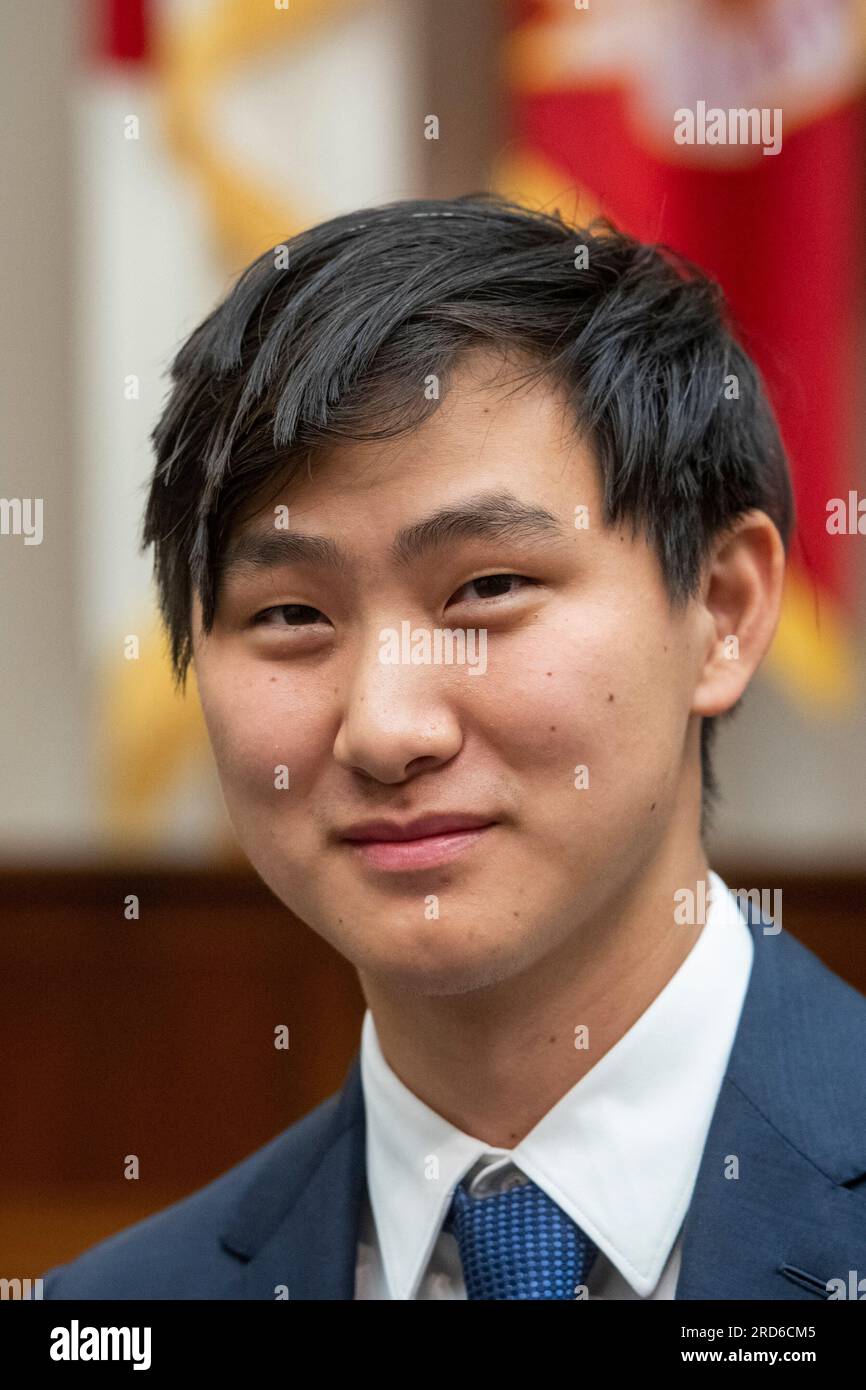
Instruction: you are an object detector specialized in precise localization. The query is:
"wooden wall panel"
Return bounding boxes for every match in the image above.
[1,868,365,1272]
[1,865,863,1275]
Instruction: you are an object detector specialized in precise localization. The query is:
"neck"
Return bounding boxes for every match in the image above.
[358,834,711,1148]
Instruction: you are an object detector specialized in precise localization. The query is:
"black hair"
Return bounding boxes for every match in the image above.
[143,192,795,838]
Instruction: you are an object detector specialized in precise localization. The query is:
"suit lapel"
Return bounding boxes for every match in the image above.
[677,905,866,1299]
[675,1070,866,1298]
[221,1054,366,1300]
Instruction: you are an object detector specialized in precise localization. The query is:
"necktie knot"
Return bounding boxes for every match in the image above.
[443,1168,599,1299]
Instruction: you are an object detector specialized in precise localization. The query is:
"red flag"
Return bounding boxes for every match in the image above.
[497,0,866,707]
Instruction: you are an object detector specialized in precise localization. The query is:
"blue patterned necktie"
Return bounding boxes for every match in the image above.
[442,1168,600,1300]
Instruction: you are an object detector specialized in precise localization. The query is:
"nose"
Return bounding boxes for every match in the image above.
[332,633,464,784]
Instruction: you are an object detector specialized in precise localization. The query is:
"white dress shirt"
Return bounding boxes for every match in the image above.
[355,869,754,1299]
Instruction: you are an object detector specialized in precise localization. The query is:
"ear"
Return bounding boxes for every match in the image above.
[690,509,786,718]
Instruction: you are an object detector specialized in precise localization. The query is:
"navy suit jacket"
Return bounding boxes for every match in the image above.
[41,904,866,1300]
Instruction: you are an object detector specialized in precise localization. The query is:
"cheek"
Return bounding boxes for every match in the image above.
[195,663,329,807]
[477,603,685,781]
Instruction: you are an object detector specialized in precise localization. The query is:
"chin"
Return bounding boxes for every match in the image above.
[347,928,522,999]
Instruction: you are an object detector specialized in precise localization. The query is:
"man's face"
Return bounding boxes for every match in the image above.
[192,349,708,995]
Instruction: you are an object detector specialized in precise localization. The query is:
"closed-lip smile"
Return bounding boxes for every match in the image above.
[338,813,499,871]
[340,812,497,842]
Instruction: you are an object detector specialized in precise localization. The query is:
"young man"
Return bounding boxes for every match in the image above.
[43,195,866,1300]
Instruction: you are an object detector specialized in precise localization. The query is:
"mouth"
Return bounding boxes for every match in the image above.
[341,821,498,872]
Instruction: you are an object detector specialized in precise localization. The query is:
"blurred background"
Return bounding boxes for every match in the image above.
[2,0,865,1279]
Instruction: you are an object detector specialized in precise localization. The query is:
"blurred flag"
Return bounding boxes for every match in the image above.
[80,0,419,852]
[496,0,866,710]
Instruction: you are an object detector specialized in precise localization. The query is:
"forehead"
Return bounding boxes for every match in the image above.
[226,347,599,551]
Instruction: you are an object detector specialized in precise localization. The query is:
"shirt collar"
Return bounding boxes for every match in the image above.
[361,868,754,1298]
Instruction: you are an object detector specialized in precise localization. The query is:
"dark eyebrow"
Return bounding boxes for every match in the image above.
[220,490,567,580]
[389,491,566,565]
[221,529,348,579]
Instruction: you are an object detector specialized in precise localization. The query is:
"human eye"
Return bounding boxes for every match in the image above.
[446,573,538,607]
[251,603,330,628]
